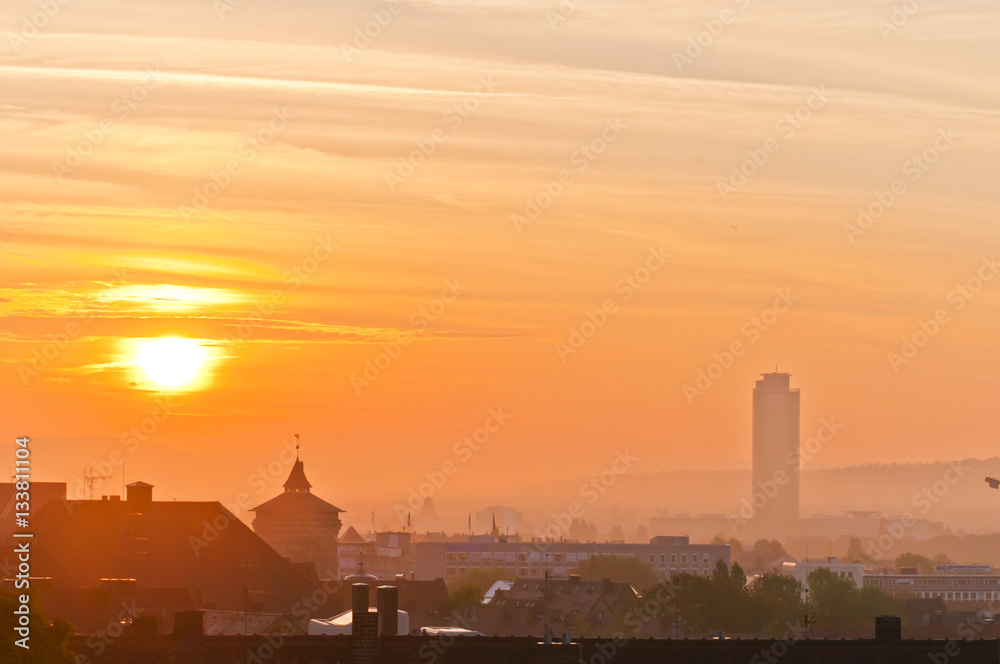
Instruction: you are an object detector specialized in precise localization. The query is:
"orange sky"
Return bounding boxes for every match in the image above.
[1,0,999,533]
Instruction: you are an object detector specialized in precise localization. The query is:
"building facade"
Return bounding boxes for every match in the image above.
[251,453,343,580]
[865,571,1000,607]
[751,371,800,535]
[413,536,729,581]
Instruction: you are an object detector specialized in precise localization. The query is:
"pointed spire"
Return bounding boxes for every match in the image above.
[282,435,312,493]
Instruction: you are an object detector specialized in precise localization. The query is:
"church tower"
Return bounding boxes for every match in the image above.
[251,437,344,580]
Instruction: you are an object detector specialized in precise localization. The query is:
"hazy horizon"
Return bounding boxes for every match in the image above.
[3,1,999,545]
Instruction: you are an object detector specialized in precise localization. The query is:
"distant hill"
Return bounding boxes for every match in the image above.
[503,458,1000,536]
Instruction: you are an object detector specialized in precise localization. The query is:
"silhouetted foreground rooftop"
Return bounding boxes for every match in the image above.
[66,632,1000,664]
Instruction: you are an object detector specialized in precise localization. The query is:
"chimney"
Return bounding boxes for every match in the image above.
[352,583,369,616]
[351,584,378,664]
[377,586,398,637]
[126,481,153,511]
[875,615,901,640]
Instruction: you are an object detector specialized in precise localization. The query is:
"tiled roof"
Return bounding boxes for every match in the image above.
[28,498,320,619]
[250,490,343,513]
[339,526,368,544]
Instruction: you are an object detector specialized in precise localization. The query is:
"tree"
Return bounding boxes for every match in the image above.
[931,553,953,567]
[895,552,934,573]
[844,537,874,563]
[808,567,859,626]
[0,590,76,664]
[571,554,659,593]
[750,573,803,636]
[857,585,903,623]
[741,539,787,573]
[807,568,900,628]
[666,562,757,635]
[445,567,514,611]
[705,560,753,633]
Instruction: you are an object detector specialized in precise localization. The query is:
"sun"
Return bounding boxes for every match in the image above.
[134,337,209,390]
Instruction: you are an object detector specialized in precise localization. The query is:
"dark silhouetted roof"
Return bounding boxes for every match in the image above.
[339,526,368,545]
[253,458,342,512]
[251,491,343,514]
[283,459,312,492]
[28,497,320,621]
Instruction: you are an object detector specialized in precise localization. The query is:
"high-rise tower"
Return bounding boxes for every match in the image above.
[751,371,800,535]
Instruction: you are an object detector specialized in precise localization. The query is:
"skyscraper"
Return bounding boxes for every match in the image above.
[751,371,800,535]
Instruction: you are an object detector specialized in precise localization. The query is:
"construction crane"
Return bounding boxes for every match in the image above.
[83,467,112,500]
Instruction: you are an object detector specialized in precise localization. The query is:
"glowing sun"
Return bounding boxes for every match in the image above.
[134,338,209,390]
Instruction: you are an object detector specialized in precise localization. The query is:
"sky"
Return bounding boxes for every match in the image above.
[1,0,999,532]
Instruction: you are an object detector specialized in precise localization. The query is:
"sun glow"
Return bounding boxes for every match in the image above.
[133,337,210,390]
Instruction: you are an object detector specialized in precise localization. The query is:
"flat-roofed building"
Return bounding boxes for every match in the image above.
[413,536,728,581]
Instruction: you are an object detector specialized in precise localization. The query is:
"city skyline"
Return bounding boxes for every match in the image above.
[2,1,999,537]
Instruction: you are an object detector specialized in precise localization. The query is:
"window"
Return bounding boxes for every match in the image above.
[649,554,654,564]
[671,554,677,563]
[518,553,527,563]
[682,555,687,563]
[703,554,709,563]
